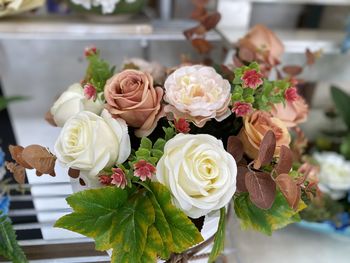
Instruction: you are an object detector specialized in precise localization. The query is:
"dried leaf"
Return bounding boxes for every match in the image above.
[45,110,57,127]
[191,38,213,54]
[305,48,315,65]
[201,12,221,31]
[275,145,293,175]
[5,162,26,184]
[22,145,56,176]
[191,6,207,21]
[68,168,80,179]
[233,55,244,67]
[192,0,209,8]
[275,173,300,210]
[254,130,276,170]
[227,136,244,163]
[8,145,32,169]
[236,166,248,193]
[183,25,207,40]
[282,65,303,76]
[238,47,255,62]
[245,171,276,210]
[79,178,86,186]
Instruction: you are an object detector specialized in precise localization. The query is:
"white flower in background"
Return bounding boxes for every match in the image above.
[0,0,44,17]
[55,110,131,186]
[164,65,231,128]
[71,0,136,14]
[155,133,237,218]
[50,83,104,127]
[314,152,350,200]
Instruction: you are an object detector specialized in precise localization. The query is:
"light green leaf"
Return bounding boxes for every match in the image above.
[151,149,164,160]
[331,86,350,130]
[147,182,203,256]
[136,148,151,158]
[153,138,166,151]
[234,192,306,235]
[140,226,163,263]
[140,137,153,150]
[0,96,28,111]
[0,213,28,263]
[208,207,226,263]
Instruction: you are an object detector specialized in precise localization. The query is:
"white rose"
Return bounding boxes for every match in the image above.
[164,65,231,128]
[155,133,237,218]
[314,152,350,200]
[50,83,104,127]
[55,109,131,186]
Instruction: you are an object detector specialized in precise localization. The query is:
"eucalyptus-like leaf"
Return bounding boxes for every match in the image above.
[275,173,300,210]
[275,145,293,175]
[254,130,276,170]
[227,136,244,163]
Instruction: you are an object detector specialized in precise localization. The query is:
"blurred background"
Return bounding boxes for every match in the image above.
[1,0,350,262]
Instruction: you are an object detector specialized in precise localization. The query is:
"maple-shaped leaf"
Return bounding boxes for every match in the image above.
[245,172,276,209]
[147,182,203,258]
[275,145,293,175]
[234,192,306,235]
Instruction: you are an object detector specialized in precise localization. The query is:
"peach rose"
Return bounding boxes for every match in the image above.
[104,69,164,137]
[238,24,284,75]
[238,111,291,159]
[270,96,308,127]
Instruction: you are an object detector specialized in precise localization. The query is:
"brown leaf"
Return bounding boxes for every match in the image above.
[245,171,276,209]
[282,65,303,76]
[305,48,315,65]
[227,136,243,163]
[191,6,207,21]
[233,55,244,67]
[201,12,221,31]
[184,25,207,40]
[236,166,248,193]
[191,38,213,54]
[275,173,300,210]
[45,110,57,127]
[22,145,56,176]
[238,47,255,62]
[254,130,276,170]
[275,145,293,175]
[5,162,26,184]
[68,168,80,179]
[9,145,32,169]
[192,0,209,8]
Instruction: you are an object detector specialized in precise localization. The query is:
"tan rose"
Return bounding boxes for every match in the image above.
[238,111,291,159]
[104,69,164,137]
[270,96,308,127]
[238,24,284,74]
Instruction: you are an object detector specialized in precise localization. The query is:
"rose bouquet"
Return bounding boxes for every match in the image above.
[6,47,318,262]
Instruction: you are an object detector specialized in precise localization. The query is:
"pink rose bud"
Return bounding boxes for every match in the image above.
[174,118,190,133]
[99,175,112,186]
[84,46,97,57]
[134,160,156,181]
[111,168,127,189]
[285,87,299,102]
[241,69,264,89]
[83,83,97,100]
[232,102,253,117]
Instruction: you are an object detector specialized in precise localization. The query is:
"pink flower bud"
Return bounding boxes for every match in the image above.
[284,87,299,102]
[111,168,127,189]
[99,175,112,186]
[241,69,264,89]
[232,102,253,117]
[83,83,97,100]
[174,118,190,133]
[84,46,97,57]
[134,160,156,181]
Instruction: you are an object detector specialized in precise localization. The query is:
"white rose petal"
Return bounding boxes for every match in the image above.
[54,110,131,186]
[155,133,237,218]
[50,83,104,127]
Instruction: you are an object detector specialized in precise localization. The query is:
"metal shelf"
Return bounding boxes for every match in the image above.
[232,0,350,5]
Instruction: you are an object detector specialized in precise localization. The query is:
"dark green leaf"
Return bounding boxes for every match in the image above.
[208,207,226,263]
[0,96,28,111]
[140,137,152,150]
[331,86,350,130]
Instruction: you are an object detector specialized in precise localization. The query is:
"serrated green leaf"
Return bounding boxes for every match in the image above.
[140,226,163,263]
[140,137,153,150]
[147,182,203,255]
[331,86,350,130]
[151,149,163,160]
[163,127,176,141]
[136,148,151,158]
[86,54,115,92]
[0,213,28,263]
[234,192,306,235]
[153,138,166,151]
[208,207,226,263]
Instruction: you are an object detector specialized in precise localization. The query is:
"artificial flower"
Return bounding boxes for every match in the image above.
[0,0,44,17]
[104,69,164,137]
[164,65,231,128]
[84,46,97,57]
[284,87,298,102]
[174,118,190,133]
[50,83,104,127]
[238,111,291,159]
[83,83,97,100]
[241,69,263,89]
[55,110,131,186]
[154,133,237,218]
[314,152,350,200]
[99,174,113,185]
[111,168,127,189]
[71,0,137,14]
[134,160,156,181]
[232,102,253,117]
[270,95,308,128]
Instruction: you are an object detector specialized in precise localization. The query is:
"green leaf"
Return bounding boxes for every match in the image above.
[234,192,306,235]
[208,207,226,263]
[147,182,204,257]
[135,148,151,159]
[140,137,152,150]
[331,86,350,130]
[151,149,164,160]
[0,96,28,111]
[140,226,163,263]
[153,138,166,151]
[0,213,28,263]
[163,126,176,141]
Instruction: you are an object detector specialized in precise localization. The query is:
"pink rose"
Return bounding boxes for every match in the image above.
[271,95,308,128]
[104,69,164,137]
